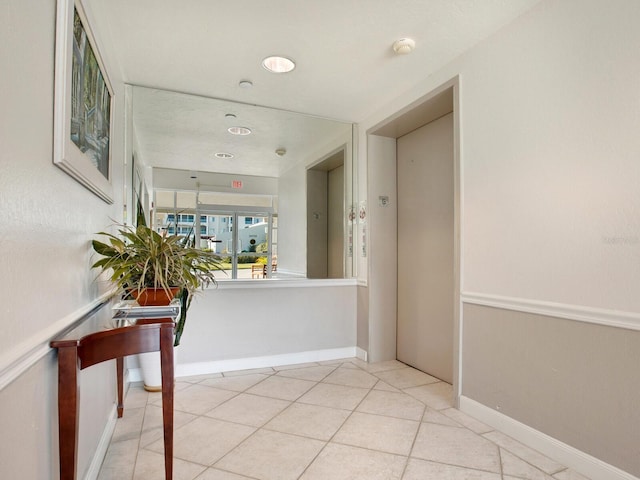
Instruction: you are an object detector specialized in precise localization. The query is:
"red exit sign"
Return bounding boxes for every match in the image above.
[232,180,243,189]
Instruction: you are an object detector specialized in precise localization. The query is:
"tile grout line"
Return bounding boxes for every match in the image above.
[118,385,144,479]
[104,360,584,480]
[207,362,344,479]
[482,431,572,479]
[398,398,427,479]
[367,366,506,479]
[194,363,343,433]
[129,386,152,480]
[184,368,285,474]
[295,361,383,479]
[303,361,426,477]
[141,363,445,477]
[358,378,426,475]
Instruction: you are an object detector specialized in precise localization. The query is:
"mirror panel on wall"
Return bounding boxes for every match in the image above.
[131,86,356,279]
[307,149,346,279]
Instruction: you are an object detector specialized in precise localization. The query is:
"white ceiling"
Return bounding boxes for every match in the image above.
[85,0,542,177]
[132,86,351,177]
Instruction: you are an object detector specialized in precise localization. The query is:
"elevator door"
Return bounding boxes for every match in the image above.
[307,158,344,279]
[397,112,454,383]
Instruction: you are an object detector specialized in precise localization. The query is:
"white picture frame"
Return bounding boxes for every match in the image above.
[53,0,114,204]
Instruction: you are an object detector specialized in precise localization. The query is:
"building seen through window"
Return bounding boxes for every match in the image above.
[154,210,276,280]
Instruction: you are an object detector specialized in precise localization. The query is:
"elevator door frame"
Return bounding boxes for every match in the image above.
[368,76,461,405]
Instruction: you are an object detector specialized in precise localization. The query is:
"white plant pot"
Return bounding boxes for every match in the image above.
[138,347,177,392]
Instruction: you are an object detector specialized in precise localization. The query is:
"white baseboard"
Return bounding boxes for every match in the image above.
[356,347,368,362]
[128,346,358,381]
[459,396,639,480]
[83,404,118,480]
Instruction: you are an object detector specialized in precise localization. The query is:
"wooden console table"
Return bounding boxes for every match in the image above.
[51,319,175,480]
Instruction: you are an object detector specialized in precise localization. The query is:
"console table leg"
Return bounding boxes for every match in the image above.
[57,347,79,480]
[116,357,124,418]
[160,327,174,480]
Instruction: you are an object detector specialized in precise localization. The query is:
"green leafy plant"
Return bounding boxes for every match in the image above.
[91,223,223,345]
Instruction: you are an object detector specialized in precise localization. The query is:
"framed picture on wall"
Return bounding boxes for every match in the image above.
[53,0,114,204]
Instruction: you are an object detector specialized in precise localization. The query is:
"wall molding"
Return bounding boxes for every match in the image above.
[459,396,639,480]
[461,291,640,332]
[128,346,359,382]
[0,291,114,392]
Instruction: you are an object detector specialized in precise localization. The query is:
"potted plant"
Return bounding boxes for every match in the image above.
[91,223,223,346]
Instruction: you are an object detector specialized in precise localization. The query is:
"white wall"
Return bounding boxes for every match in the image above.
[175,282,357,370]
[361,0,640,476]
[277,163,308,275]
[364,0,640,314]
[153,168,279,196]
[0,0,127,477]
[460,0,640,312]
[365,135,398,362]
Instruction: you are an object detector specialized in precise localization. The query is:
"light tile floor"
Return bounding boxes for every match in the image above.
[97,358,591,480]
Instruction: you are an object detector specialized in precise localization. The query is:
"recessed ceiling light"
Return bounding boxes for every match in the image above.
[215,152,234,159]
[262,56,296,73]
[275,148,287,157]
[239,80,253,88]
[227,126,252,136]
[225,113,237,119]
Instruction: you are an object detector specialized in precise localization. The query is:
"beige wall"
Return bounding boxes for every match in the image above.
[356,285,369,353]
[327,165,345,278]
[463,304,640,476]
[365,135,398,362]
[361,0,640,476]
[306,169,328,278]
[306,164,346,279]
[0,0,127,477]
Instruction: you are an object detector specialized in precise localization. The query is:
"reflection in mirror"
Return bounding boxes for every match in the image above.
[131,86,355,279]
[307,148,346,279]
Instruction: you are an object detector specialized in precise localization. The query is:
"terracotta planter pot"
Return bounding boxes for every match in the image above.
[132,287,180,306]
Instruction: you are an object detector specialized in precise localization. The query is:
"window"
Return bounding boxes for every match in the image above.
[197,211,274,280]
[153,190,277,281]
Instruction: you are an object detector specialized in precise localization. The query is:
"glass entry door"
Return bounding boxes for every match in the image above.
[199,211,273,280]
